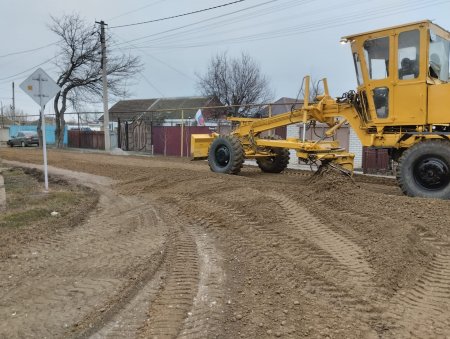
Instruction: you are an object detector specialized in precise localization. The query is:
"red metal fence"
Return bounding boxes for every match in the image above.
[152,126,212,156]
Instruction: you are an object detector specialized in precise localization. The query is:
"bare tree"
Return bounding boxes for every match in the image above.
[50,14,142,147]
[197,52,273,117]
[1,106,27,125]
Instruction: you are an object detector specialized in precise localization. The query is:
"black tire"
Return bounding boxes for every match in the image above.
[256,147,290,173]
[397,140,450,199]
[208,135,244,174]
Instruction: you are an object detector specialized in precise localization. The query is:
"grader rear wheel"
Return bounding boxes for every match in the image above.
[397,140,450,199]
[256,148,290,173]
[208,135,244,174]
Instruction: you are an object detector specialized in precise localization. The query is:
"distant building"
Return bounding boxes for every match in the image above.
[98,96,228,155]
[101,96,226,126]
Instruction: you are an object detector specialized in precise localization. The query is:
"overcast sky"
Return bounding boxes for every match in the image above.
[1,0,449,118]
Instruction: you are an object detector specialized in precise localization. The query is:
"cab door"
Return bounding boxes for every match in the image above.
[393,27,427,125]
[362,34,395,125]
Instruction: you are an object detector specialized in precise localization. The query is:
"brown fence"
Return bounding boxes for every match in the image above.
[117,118,233,156]
[68,130,105,150]
[362,147,391,174]
[152,126,211,156]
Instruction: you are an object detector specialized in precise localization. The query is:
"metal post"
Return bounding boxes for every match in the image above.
[180,109,184,157]
[302,76,311,142]
[1,101,4,128]
[125,121,129,151]
[268,104,273,137]
[77,112,81,148]
[150,113,154,155]
[97,20,110,151]
[12,82,15,124]
[117,118,121,149]
[37,74,49,191]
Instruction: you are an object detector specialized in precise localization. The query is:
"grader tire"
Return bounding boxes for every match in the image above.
[397,140,450,199]
[256,148,290,173]
[208,135,244,175]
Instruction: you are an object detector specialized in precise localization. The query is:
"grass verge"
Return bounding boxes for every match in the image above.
[0,166,99,258]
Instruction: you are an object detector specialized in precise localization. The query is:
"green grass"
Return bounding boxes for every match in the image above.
[0,166,98,229]
[1,208,50,228]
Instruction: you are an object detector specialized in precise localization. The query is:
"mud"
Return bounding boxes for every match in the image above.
[1,147,450,338]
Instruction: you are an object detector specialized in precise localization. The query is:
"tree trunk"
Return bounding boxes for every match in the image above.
[54,91,67,148]
[58,113,65,148]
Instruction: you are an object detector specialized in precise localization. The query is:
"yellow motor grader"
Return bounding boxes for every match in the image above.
[191,20,450,199]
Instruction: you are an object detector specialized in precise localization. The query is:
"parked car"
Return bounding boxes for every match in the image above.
[7,131,39,147]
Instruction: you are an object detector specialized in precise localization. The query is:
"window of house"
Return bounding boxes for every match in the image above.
[398,30,420,80]
[364,36,390,80]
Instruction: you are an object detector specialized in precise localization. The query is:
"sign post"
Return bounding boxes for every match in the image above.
[20,68,61,192]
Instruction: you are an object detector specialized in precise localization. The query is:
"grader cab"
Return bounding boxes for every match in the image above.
[191,20,450,199]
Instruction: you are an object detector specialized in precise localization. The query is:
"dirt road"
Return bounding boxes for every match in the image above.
[1,148,450,338]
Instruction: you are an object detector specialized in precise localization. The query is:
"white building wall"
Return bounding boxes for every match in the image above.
[349,127,363,169]
[286,124,300,165]
[0,128,9,145]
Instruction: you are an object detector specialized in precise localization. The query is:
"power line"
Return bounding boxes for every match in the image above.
[111,0,280,47]
[122,0,448,51]
[110,0,247,28]
[108,0,168,21]
[0,56,57,82]
[0,41,59,59]
[111,32,195,81]
[114,0,309,48]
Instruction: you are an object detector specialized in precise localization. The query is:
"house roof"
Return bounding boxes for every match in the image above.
[102,96,217,122]
[151,97,214,120]
[106,99,159,122]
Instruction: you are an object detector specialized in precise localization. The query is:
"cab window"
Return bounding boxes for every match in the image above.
[364,37,390,80]
[429,30,450,82]
[398,30,420,80]
[373,87,389,118]
[353,52,364,85]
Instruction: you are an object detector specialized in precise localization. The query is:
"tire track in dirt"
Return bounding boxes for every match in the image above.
[85,259,167,339]
[88,204,226,339]
[0,163,167,339]
[72,204,168,339]
[138,222,200,338]
[268,193,373,286]
[174,194,381,337]
[209,197,363,291]
[383,235,450,338]
[178,220,226,339]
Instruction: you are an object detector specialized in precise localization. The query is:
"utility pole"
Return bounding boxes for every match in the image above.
[96,20,111,151]
[1,101,4,128]
[12,82,15,124]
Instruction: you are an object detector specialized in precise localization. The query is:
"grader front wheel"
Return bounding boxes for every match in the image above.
[208,135,244,174]
[397,140,450,199]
